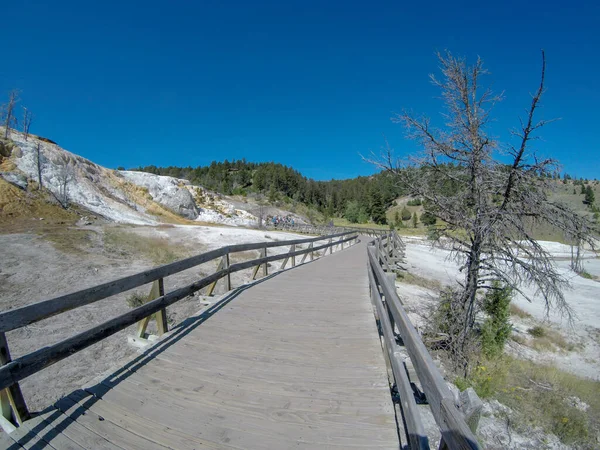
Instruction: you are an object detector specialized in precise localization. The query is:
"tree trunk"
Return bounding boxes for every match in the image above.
[457,232,483,374]
[36,143,43,189]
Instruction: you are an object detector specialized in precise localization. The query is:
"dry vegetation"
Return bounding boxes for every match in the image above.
[103,227,191,265]
[396,270,442,291]
[456,356,600,448]
[0,178,80,231]
[509,303,533,319]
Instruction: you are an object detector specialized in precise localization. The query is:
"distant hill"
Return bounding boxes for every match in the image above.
[134,160,403,225]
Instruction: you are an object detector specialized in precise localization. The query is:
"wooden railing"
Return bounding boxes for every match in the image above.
[267,222,388,237]
[368,232,482,450]
[0,230,359,427]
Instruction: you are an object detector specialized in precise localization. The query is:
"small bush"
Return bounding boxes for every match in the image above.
[528,325,546,338]
[126,291,147,308]
[37,136,58,144]
[579,271,594,280]
[480,282,513,358]
[406,198,422,206]
[400,206,412,221]
[420,211,437,226]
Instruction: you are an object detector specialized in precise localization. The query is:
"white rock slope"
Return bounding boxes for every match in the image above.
[3,131,258,226]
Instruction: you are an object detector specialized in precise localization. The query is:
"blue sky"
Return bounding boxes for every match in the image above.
[1,0,598,180]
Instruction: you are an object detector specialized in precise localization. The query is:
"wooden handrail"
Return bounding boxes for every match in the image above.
[367,233,481,450]
[0,232,358,396]
[367,263,429,450]
[267,222,388,237]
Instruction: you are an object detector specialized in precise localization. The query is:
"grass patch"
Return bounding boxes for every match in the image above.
[455,356,599,447]
[0,178,80,232]
[43,227,97,255]
[510,333,527,345]
[579,270,595,280]
[528,325,546,338]
[526,326,577,352]
[510,304,533,319]
[396,271,442,291]
[395,227,429,237]
[103,228,189,265]
[332,217,389,230]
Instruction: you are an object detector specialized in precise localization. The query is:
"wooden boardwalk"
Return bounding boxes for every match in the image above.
[6,240,399,449]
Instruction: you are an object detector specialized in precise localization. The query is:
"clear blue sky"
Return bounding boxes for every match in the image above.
[1,0,598,180]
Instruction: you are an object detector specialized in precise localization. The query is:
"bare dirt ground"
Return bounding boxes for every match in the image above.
[0,223,307,413]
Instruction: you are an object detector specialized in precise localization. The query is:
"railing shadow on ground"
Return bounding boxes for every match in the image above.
[17,269,288,449]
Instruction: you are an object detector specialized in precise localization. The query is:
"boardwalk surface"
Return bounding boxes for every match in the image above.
[7,240,398,449]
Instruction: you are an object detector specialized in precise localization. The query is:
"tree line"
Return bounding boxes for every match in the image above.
[131,160,405,224]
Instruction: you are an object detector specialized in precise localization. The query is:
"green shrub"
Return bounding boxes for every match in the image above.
[406,198,422,206]
[420,211,437,226]
[345,200,369,224]
[401,206,411,221]
[580,271,593,280]
[528,325,546,338]
[480,281,513,358]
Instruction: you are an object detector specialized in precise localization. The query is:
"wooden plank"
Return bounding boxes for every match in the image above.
[73,389,222,449]
[20,410,84,449]
[0,431,23,449]
[55,393,168,450]
[3,422,57,449]
[0,231,356,333]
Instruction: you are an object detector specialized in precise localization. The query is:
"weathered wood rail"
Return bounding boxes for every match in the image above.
[267,221,387,237]
[368,232,482,450]
[0,229,358,428]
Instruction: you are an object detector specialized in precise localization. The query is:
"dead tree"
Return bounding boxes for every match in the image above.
[253,194,268,229]
[368,51,595,372]
[2,90,19,139]
[56,160,74,208]
[22,107,33,141]
[35,143,43,189]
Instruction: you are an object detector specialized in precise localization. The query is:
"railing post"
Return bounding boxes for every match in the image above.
[291,244,296,267]
[206,257,225,296]
[328,238,333,254]
[224,253,231,291]
[280,245,294,270]
[262,246,268,276]
[136,278,168,338]
[0,332,29,426]
[154,278,169,336]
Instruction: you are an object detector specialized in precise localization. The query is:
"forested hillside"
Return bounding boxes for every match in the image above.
[133,160,403,224]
